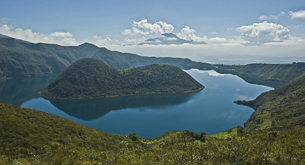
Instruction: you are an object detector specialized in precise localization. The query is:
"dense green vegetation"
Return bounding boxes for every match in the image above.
[0,36,213,79]
[235,72,305,133]
[1,103,305,164]
[39,58,204,99]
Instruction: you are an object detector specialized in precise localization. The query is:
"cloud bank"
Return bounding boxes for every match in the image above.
[122,19,174,35]
[0,24,78,46]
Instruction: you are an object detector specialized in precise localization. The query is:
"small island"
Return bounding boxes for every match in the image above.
[38,58,204,99]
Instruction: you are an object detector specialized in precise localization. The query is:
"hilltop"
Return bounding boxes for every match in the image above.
[38,58,204,99]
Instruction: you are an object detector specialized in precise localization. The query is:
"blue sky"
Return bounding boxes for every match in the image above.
[0,0,305,64]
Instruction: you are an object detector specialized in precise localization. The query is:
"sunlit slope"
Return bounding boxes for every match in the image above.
[39,58,204,99]
[1,103,305,164]
[235,72,305,132]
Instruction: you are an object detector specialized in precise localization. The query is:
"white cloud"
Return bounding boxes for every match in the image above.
[92,35,120,47]
[236,21,291,43]
[121,29,133,35]
[164,37,177,41]
[208,37,228,43]
[0,17,9,23]
[258,11,285,20]
[125,37,136,42]
[176,26,236,44]
[177,26,206,42]
[121,19,174,35]
[0,24,78,46]
[93,35,101,39]
[289,10,305,19]
[258,15,269,20]
[210,31,218,35]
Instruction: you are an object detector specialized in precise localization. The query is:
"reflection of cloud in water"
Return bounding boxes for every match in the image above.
[186,69,225,77]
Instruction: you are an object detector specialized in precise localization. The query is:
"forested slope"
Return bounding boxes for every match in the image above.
[38,58,204,99]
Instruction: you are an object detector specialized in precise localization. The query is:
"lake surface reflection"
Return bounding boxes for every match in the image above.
[0,69,273,138]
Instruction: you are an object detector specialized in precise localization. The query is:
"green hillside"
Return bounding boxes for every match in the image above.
[38,58,204,99]
[216,63,305,87]
[1,103,305,164]
[235,72,305,133]
[0,36,213,79]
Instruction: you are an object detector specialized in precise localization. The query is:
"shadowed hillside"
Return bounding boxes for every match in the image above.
[0,36,213,79]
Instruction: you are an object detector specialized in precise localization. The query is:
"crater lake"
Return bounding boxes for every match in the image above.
[0,69,273,138]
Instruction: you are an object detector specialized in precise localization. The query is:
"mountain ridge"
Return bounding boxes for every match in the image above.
[0,36,213,79]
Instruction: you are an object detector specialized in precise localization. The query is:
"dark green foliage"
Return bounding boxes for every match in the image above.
[236,73,305,133]
[128,133,139,141]
[1,103,305,164]
[38,58,204,99]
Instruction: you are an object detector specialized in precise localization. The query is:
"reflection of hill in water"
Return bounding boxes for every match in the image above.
[0,74,58,106]
[50,93,197,120]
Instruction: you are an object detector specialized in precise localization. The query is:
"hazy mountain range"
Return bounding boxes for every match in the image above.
[138,33,207,45]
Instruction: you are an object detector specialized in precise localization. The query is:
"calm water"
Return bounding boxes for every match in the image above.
[0,69,273,138]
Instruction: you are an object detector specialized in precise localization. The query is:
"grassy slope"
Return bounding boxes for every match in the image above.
[1,103,305,164]
[38,58,204,99]
[235,73,305,133]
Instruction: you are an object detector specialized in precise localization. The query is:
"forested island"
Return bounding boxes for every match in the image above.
[38,58,204,99]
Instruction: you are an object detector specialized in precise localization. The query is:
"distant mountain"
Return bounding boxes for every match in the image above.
[138,33,207,45]
[38,58,204,99]
[0,36,213,79]
[235,72,305,133]
[216,63,305,88]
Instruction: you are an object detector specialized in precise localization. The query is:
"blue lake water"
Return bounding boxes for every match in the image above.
[0,69,273,138]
